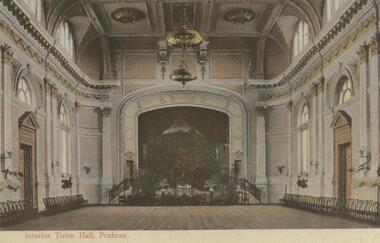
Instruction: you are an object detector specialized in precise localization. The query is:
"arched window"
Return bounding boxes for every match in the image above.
[22,0,42,21]
[326,0,347,22]
[337,77,353,105]
[17,78,33,107]
[60,104,70,174]
[299,103,310,177]
[55,21,75,59]
[293,20,310,58]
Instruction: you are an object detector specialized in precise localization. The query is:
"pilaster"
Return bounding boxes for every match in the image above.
[357,43,371,162]
[369,35,380,182]
[98,107,113,204]
[255,106,268,203]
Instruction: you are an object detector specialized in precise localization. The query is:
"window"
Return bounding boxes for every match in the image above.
[326,0,347,22]
[293,21,310,58]
[299,103,310,177]
[337,77,353,105]
[22,0,42,21]
[55,21,75,59]
[17,78,33,106]
[60,104,70,174]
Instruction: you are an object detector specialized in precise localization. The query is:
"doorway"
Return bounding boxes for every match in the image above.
[18,112,39,208]
[330,110,352,200]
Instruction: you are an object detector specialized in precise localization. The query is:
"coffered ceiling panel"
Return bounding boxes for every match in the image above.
[209,2,268,37]
[82,1,158,36]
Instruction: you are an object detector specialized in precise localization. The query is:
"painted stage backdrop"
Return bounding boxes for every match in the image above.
[138,107,229,190]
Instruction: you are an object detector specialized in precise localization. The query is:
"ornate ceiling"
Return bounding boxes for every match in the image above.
[43,0,325,80]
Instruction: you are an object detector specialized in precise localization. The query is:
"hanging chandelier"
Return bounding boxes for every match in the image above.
[167,4,202,49]
[168,3,201,86]
[170,51,197,87]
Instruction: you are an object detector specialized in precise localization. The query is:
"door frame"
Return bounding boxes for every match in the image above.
[330,110,352,200]
[18,112,39,208]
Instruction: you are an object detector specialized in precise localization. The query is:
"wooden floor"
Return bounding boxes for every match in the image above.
[1,206,372,230]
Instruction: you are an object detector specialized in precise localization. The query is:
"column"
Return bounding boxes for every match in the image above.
[255,106,268,203]
[286,101,294,193]
[0,44,12,171]
[99,107,113,204]
[317,78,326,196]
[357,43,371,159]
[74,102,81,195]
[43,80,52,198]
[310,84,319,178]
[50,86,59,194]
[0,44,13,201]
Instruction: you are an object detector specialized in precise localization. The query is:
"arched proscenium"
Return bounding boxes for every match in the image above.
[117,85,251,182]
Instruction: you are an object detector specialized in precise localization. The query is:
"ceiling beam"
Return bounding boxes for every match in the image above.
[258,0,288,35]
[79,0,106,36]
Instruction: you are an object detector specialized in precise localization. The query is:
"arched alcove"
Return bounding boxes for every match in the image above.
[116,86,250,184]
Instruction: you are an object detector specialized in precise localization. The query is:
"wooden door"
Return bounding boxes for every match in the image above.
[20,144,33,203]
[18,112,39,209]
[338,143,352,200]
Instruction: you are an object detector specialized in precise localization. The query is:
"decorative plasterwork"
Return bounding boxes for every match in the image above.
[257,12,375,102]
[0,30,110,100]
[224,8,255,25]
[0,0,118,90]
[251,0,369,90]
[111,7,146,24]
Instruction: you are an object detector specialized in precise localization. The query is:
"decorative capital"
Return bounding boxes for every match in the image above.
[74,101,81,113]
[256,106,268,116]
[97,107,112,117]
[311,83,319,97]
[50,85,59,99]
[357,43,369,63]
[369,34,380,57]
[0,43,13,63]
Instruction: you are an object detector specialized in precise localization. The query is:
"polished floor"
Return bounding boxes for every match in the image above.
[1,206,372,230]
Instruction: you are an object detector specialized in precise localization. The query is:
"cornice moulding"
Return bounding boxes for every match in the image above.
[0,0,119,91]
[248,0,370,89]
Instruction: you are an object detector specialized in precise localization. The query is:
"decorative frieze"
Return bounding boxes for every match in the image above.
[0,11,116,101]
[257,13,375,102]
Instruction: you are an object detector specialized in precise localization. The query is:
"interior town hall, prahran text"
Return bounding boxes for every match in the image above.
[0,0,380,231]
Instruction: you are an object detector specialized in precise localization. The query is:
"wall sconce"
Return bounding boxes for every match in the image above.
[1,149,12,169]
[275,164,285,174]
[1,168,23,179]
[310,160,318,166]
[51,159,59,170]
[83,166,92,175]
[358,147,371,173]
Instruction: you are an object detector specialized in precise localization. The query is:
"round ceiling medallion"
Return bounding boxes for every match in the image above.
[111,7,146,24]
[224,8,255,24]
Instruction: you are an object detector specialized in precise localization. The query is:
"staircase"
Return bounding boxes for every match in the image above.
[108,178,131,205]
[236,178,262,204]
[108,177,262,205]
